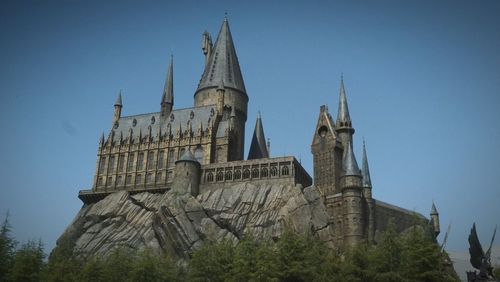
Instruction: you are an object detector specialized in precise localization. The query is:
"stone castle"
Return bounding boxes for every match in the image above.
[77,18,440,247]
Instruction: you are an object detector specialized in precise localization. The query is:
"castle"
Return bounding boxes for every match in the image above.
[78,18,440,246]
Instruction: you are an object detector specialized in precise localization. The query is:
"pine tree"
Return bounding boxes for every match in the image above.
[9,239,46,282]
[0,212,17,281]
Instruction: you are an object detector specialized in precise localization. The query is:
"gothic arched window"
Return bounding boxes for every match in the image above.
[167,150,175,167]
[243,169,250,179]
[252,168,259,178]
[136,174,142,184]
[137,153,144,170]
[216,171,224,182]
[207,172,214,182]
[225,171,232,181]
[270,167,278,177]
[234,170,241,180]
[261,168,268,178]
[158,151,164,169]
[281,166,289,176]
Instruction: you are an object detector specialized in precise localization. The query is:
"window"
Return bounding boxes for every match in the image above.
[179,148,186,158]
[252,168,259,178]
[261,168,268,178]
[97,177,103,186]
[137,153,144,170]
[147,152,154,170]
[108,156,115,173]
[136,174,142,185]
[167,171,173,182]
[158,151,164,169]
[107,177,113,186]
[156,172,162,183]
[118,154,125,172]
[225,171,232,181]
[128,153,135,170]
[281,166,289,176]
[270,167,278,177]
[126,175,132,185]
[167,150,175,167]
[216,171,224,182]
[234,170,241,180]
[215,147,223,163]
[146,173,153,183]
[243,169,250,179]
[117,175,123,185]
[207,172,214,182]
[98,157,106,174]
[194,146,203,163]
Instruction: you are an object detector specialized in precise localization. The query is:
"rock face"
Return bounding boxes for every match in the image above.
[58,183,334,259]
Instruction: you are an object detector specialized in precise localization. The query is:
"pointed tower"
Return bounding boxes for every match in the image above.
[336,76,355,150]
[311,105,343,196]
[161,55,174,117]
[362,140,375,242]
[113,91,122,125]
[430,202,440,237]
[195,18,248,160]
[248,113,269,160]
[341,141,364,246]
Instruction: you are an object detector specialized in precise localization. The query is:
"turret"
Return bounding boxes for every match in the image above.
[336,76,355,151]
[195,18,247,160]
[216,78,225,115]
[248,113,269,159]
[430,202,440,237]
[361,139,375,242]
[341,141,363,246]
[171,150,201,197]
[113,91,122,125]
[202,31,213,66]
[161,55,174,117]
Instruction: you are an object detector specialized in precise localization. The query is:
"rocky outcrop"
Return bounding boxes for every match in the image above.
[57,183,335,259]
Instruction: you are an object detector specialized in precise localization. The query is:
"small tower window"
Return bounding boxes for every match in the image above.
[136,174,142,185]
[97,177,103,186]
[261,168,268,178]
[98,157,106,174]
[128,153,135,170]
[318,126,328,138]
[107,177,113,187]
[167,150,175,167]
[156,172,162,183]
[252,168,259,178]
[117,175,123,185]
[147,152,155,170]
[132,119,137,127]
[118,154,125,172]
[126,175,132,185]
[137,153,144,170]
[108,156,115,173]
[146,173,153,183]
[167,171,173,182]
[158,151,164,169]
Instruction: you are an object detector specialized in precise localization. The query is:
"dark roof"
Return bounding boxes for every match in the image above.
[176,150,199,164]
[247,114,269,160]
[431,202,438,215]
[362,140,372,187]
[196,18,246,94]
[336,76,351,124]
[114,92,122,106]
[109,105,217,142]
[161,55,173,106]
[342,141,361,176]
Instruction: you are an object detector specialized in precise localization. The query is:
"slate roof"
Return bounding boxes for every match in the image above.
[196,18,246,94]
[362,140,372,187]
[109,105,218,143]
[248,114,269,159]
[337,76,352,124]
[342,141,361,176]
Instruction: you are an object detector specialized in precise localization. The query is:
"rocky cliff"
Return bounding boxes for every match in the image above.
[58,183,334,259]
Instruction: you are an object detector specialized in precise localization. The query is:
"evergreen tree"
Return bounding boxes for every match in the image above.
[188,239,235,282]
[45,237,83,282]
[8,239,46,282]
[0,212,17,281]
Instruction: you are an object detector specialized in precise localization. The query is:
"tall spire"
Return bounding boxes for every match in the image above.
[114,90,122,107]
[361,139,372,187]
[247,113,269,159]
[431,202,438,215]
[337,75,351,126]
[342,140,361,176]
[161,55,174,117]
[196,18,246,94]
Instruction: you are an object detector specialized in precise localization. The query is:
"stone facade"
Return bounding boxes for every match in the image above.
[76,18,440,250]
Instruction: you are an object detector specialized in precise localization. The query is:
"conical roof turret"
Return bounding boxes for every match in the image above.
[342,140,361,176]
[196,18,246,94]
[362,139,372,187]
[161,55,174,108]
[114,91,122,107]
[431,202,438,215]
[248,113,269,159]
[337,75,351,126]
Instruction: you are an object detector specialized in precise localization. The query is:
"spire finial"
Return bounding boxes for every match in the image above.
[258,111,261,118]
[115,90,123,106]
[362,138,372,187]
[224,10,228,21]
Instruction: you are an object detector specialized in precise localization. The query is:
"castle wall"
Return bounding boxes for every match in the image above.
[374,199,428,241]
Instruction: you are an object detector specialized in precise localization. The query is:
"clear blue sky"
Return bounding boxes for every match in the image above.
[1,0,499,254]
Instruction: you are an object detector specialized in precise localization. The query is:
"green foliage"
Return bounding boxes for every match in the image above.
[9,239,46,282]
[494,266,500,280]
[0,212,17,281]
[44,237,83,282]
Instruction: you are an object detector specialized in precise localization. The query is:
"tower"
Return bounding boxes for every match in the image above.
[171,150,201,197]
[161,55,174,118]
[341,141,364,246]
[336,76,355,150]
[113,91,122,125]
[194,18,247,160]
[311,105,343,196]
[362,140,375,242]
[247,113,269,160]
[430,202,440,237]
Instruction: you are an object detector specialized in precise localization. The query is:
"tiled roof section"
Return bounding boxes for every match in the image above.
[362,140,372,187]
[342,141,361,176]
[337,76,351,125]
[109,105,218,142]
[161,55,174,106]
[196,18,246,94]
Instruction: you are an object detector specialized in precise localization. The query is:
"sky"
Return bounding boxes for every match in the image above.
[1,0,499,260]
